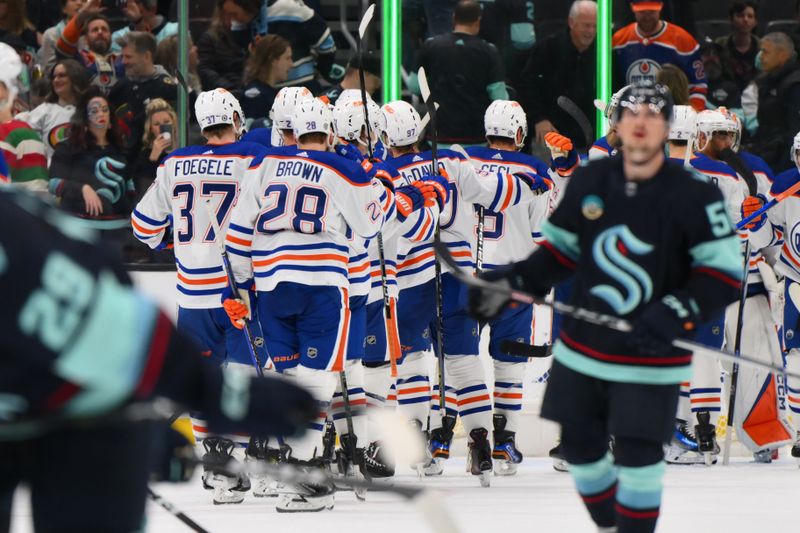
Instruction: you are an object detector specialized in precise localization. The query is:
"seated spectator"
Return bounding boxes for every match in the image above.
[39,0,85,73]
[613,0,707,111]
[197,0,260,90]
[752,32,800,173]
[700,41,742,113]
[0,42,48,191]
[16,58,89,161]
[0,0,39,53]
[48,86,132,227]
[265,0,343,91]
[715,2,760,92]
[130,98,174,197]
[519,0,596,149]
[111,0,177,53]
[656,63,689,105]
[156,34,201,94]
[55,1,124,91]
[318,50,380,106]
[109,31,178,157]
[241,34,292,123]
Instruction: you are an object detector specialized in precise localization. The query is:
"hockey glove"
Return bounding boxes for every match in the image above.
[420,174,450,210]
[395,184,428,221]
[363,159,396,193]
[222,279,256,329]
[335,141,365,163]
[514,172,553,196]
[627,293,700,356]
[468,265,527,322]
[544,132,578,177]
[740,195,766,230]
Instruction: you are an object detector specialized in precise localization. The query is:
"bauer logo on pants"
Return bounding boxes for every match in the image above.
[590,225,654,315]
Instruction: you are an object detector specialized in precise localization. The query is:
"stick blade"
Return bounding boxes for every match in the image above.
[418,67,431,102]
[358,4,376,40]
[500,340,552,359]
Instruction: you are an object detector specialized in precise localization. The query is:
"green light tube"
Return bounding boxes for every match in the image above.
[596,0,612,135]
[382,0,402,103]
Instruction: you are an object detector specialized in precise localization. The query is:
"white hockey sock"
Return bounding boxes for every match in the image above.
[363,363,395,442]
[787,349,800,434]
[430,377,458,431]
[283,366,337,461]
[331,360,368,445]
[688,354,722,426]
[493,361,526,433]
[395,351,431,427]
[447,355,492,436]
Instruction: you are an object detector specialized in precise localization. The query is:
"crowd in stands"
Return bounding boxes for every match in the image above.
[1,0,800,263]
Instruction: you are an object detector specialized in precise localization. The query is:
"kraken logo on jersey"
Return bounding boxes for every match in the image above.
[590,225,654,315]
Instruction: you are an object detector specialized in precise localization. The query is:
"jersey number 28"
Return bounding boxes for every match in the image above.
[256,183,328,234]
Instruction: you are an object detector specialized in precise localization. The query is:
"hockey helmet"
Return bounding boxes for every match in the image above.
[0,43,23,109]
[333,95,381,146]
[613,83,674,125]
[270,87,314,131]
[195,88,246,137]
[292,98,334,141]
[594,84,632,127]
[484,100,528,147]
[717,106,742,152]
[668,105,697,142]
[792,131,800,170]
[694,109,736,151]
[380,101,422,148]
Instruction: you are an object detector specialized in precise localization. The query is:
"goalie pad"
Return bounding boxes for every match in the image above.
[724,294,794,452]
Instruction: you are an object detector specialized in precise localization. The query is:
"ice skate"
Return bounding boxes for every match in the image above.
[694,411,719,466]
[364,441,395,478]
[790,432,800,466]
[752,448,778,463]
[245,436,281,498]
[492,415,522,476]
[665,419,715,465]
[201,436,250,504]
[409,420,435,477]
[467,428,492,487]
[548,443,568,472]
[276,459,335,513]
[336,434,367,501]
[429,415,456,460]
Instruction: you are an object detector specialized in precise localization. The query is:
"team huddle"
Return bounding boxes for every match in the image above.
[130,81,800,519]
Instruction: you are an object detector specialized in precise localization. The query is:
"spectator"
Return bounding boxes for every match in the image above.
[55,0,124,91]
[130,97,175,197]
[48,86,132,227]
[111,0,177,53]
[0,0,39,53]
[519,0,596,149]
[410,0,508,145]
[318,50,380,106]
[240,34,292,123]
[715,2,759,92]
[265,0,343,91]
[612,0,707,111]
[700,41,742,112]
[156,34,201,94]
[752,32,800,173]
[655,63,689,105]
[39,0,86,73]
[0,31,34,114]
[477,0,536,90]
[109,31,178,157]
[16,58,89,161]
[0,42,48,191]
[196,0,257,90]
[424,0,458,38]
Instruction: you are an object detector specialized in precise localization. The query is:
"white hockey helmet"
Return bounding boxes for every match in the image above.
[333,95,381,146]
[594,84,632,127]
[484,100,528,147]
[292,98,334,141]
[0,43,23,109]
[694,109,736,151]
[668,105,697,142]
[195,88,245,136]
[380,101,421,148]
[792,131,800,170]
[717,106,742,152]
[270,87,314,131]
[335,89,365,108]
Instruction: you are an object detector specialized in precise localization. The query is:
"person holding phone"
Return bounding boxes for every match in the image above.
[130,97,175,197]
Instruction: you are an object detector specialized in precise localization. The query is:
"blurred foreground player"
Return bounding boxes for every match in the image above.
[468,84,741,532]
[0,189,315,532]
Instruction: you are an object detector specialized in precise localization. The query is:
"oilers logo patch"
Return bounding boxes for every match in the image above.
[626,58,661,87]
[581,194,604,220]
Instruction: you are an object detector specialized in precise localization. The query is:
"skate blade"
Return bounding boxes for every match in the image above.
[703,452,715,467]
[478,471,491,488]
[552,459,568,472]
[493,461,518,476]
[275,503,335,513]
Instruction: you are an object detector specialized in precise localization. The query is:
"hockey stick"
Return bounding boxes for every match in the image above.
[433,237,800,380]
[449,144,485,273]
[147,488,210,533]
[419,103,440,131]
[557,96,593,148]
[418,66,449,423]
[500,340,552,358]
[736,178,800,229]
[203,201,269,376]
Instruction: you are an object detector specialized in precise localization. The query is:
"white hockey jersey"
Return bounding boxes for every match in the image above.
[225,146,385,292]
[768,167,800,283]
[132,141,268,309]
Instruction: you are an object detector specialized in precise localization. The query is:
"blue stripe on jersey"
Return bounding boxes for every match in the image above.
[251,242,349,256]
[226,246,251,258]
[397,260,436,277]
[133,208,169,226]
[177,286,225,296]
[254,264,348,278]
[176,258,223,274]
[229,222,254,235]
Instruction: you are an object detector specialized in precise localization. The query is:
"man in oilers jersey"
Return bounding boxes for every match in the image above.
[465,99,576,475]
[469,84,741,532]
[132,88,272,504]
[381,99,551,485]
[223,98,387,512]
[613,0,707,111]
[764,131,800,463]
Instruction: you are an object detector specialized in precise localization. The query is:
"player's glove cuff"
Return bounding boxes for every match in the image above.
[627,292,700,356]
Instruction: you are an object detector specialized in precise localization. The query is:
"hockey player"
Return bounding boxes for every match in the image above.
[381,100,551,483]
[0,187,316,532]
[465,100,575,475]
[132,88,270,503]
[241,86,315,148]
[469,84,741,533]
[223,98,386,512]
[764,131,800,463]
[589,85,631,161]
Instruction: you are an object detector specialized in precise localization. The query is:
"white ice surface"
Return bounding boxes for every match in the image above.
[10,455,799,533]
